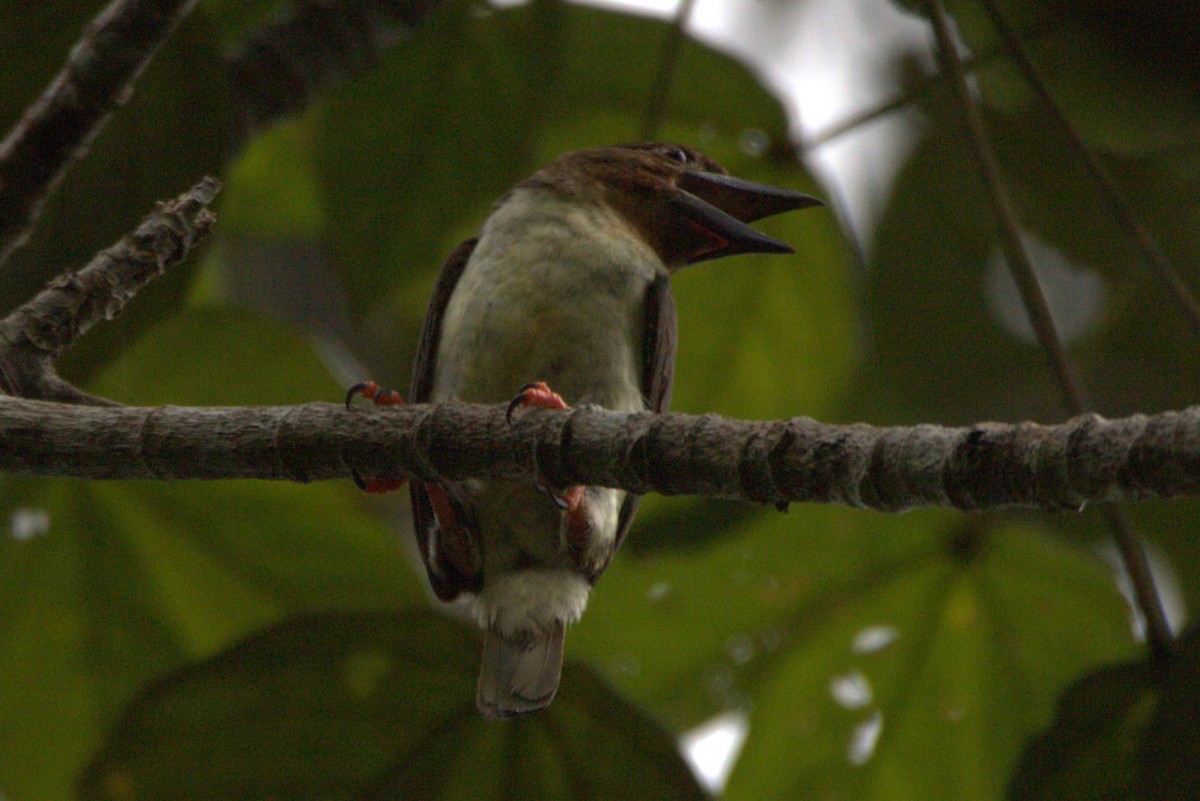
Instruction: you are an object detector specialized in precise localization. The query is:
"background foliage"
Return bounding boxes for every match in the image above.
[1,0,1198,799]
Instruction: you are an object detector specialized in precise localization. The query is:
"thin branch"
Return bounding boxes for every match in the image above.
[639,0,697,141]
[805,50,983,150]
[926,0,1173,657]
[927,1,1086,414]
[0,0,199,269]
[225,0,440,147]
[0,177,220,403]
[1,398,1198,513]
[979,0,1200,336]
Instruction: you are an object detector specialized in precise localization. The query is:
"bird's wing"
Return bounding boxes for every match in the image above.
[608,272,676,562]
[409,238,483,601]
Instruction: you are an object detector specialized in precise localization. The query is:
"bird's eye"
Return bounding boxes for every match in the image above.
[658,146,690,164]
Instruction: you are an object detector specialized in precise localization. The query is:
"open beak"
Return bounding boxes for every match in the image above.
[666,171,823,264]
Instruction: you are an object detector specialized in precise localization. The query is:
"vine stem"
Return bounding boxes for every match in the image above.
[979,0,1200,336]
[640,0,697,141]
[925,0,1173,659]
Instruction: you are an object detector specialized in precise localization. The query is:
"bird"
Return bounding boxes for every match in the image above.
[349,142,821,718]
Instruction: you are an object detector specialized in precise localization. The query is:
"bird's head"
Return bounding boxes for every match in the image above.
[519,142,823,268]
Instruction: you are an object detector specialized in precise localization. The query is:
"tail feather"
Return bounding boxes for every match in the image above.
[476,620,565,719]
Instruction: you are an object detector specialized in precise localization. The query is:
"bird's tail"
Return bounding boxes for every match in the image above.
[476,619,565,719]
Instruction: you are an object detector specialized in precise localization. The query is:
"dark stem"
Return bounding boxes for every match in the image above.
[979,0,1200,336]
[640,0,697,141]
[806,50,989,150]
[926,0,1173,659]
[0,0,199,269]
[0,177,220,403]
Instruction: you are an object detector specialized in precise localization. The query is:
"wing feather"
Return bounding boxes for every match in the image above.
[608,273,676,561]
[409,238,482,601]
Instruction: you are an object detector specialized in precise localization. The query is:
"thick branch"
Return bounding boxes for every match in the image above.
[0,177,219,403]
[0,0,199,267]
[1,398,1197,512]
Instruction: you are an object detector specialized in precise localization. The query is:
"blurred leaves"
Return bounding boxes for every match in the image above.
[859,35,1200,424]
[0,308,418,801]
[1009,622,1200,801]
[943,0,1200,155]
[576,509,1137,800]
[79,611,706,801]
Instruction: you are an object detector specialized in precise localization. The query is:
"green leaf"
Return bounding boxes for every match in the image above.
[1007,660,1156,801]
[0,307,417,801]
[313,2,544,314]
[575,509,1138,800]
[289,1,854,401]
[1137,622,1200,801]
[85,305,343,406]
[79,611,706,801]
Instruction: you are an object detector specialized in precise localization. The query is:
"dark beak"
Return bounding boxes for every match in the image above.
[665,171,823,264]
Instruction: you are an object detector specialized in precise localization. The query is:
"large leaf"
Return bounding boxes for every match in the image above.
[1008,622,1200,801]
[0,309,418,801]
[289,1,853,393]
[574,507,1138,800]
[79,610,706,801]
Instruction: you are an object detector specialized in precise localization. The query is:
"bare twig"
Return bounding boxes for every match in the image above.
[0,0,199,268]
[1,398,1198,513]
[806,50,987,150]
[926,0,1173,658]
[639,0,697,141]
[0,177,220,403]
[979,0,1200,336]
[927,1,1086,413]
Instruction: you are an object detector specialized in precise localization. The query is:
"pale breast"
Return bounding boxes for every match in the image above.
[433,190,666,412]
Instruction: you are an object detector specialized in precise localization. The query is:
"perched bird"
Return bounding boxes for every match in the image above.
[352,143,821,718]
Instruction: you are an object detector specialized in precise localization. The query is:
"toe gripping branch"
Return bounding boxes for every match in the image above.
[506,381,585,515]
[345,381,408,494]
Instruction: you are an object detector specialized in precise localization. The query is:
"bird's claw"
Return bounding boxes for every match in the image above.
[506,381,569,423]
[346,380,406,408]
[345,380,408,493]
[506,381,582,512]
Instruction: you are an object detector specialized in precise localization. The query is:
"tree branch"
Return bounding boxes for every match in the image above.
[1,398,1197,512]
[927,0,1173,657]
[0,177,220,404]
[639,0,696,141]
[979,0,1200,336]
[0,0,199,268]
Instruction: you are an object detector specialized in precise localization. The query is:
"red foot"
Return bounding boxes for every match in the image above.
[556,485,585,513]
[346,380,408,493]
[506,381,583,512]
[346,380,405,407]
[506,381,569,422]
[354,475,408,495]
